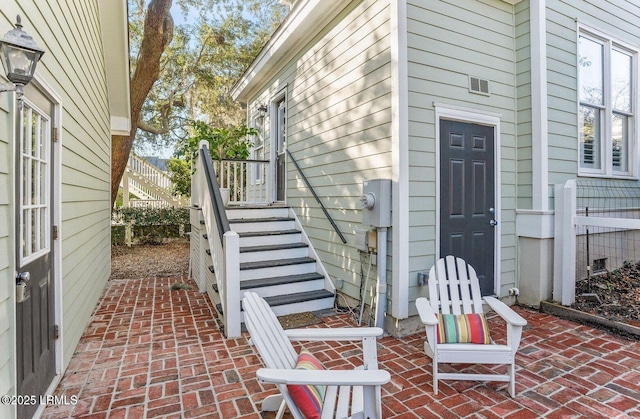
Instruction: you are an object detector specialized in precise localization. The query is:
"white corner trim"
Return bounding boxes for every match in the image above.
[110,116,131,136]
[530,0,549,211]
[391,0,409,320]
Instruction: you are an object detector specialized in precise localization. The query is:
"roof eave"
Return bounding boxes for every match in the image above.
[98,0,131,136]
[231,0,346,103]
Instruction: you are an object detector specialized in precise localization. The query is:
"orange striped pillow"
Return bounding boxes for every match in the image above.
[437,313,491,344]
[287,350,325,419]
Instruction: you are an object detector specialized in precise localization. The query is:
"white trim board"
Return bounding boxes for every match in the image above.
[391,0,409,320]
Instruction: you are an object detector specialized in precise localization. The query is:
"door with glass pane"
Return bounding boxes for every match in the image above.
[15,84,56,419]
[275,99,286,201]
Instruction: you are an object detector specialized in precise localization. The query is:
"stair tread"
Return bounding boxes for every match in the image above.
[212,272,325,292]
[230,217,294,223]
[264,290,334,307]
[214,290,333,315]
[240,257,315,271]
[238,229,300,238]
[240,242,308,253]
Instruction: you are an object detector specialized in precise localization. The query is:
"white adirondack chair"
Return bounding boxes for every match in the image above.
[242,291,390,419]
[415,256,527,397]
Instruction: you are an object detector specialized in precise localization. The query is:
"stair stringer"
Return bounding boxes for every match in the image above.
[287,207,336,295]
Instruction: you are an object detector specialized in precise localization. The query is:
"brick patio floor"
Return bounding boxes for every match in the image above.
[42,275,640,419]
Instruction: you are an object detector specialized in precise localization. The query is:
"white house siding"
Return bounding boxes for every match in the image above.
[0,0,113,407]
[249,0,393,304]
[0,69,14,419]
[406,0,519,306]
[545,0,640,188]
[287,0,392,304]
[35,0,112,367]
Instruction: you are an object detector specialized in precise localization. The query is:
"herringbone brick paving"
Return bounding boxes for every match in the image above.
[43,275,640,418]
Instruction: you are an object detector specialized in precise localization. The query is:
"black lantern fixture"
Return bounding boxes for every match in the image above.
[257,104,268,119]
[0,15,45,98]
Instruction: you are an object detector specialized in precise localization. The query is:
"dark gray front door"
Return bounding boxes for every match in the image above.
[440,119,496,295]
[275,99,286,201]
[16,84,56,419]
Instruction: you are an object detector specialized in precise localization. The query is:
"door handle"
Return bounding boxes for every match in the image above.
[16,272,31,303]
[489,219,498,227]
[16,271,30,284]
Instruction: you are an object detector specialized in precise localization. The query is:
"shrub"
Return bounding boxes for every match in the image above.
[112,206,190,245]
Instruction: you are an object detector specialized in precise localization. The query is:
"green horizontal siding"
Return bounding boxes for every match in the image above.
[407,0,519,299]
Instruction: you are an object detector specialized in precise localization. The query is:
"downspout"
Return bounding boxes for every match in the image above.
[375,227,388,328]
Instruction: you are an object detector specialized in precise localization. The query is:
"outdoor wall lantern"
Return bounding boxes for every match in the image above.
[257,104,268,118]
[0,15,45,99]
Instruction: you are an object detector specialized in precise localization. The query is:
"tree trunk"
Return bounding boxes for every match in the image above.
[110,0,174,207]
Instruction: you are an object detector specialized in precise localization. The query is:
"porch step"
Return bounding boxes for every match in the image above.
[240,242,308,253]
[238,229,301,247]
[216,289,334,317]
[205,242,309,263]
[240,256,315,270]
[226,206,290,220]
[240,242,309,263]
[230,218,296,233]
[212,272,324,293]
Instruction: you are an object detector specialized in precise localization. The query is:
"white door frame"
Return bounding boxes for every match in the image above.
[15,75,64,405]
[434,102,502,295]
[269,88,287,203]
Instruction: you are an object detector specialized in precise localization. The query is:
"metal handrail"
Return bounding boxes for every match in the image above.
[200,145,231,241]
[286,149,347,244]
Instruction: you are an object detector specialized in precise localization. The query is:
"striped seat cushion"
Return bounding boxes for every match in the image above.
[437,313,491,344]
[287,350,326,419]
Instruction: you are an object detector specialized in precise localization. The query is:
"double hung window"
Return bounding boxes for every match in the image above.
[578,27,637,177]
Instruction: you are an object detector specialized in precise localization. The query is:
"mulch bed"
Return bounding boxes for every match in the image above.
[111,239,190,279]
[573,261,640,328]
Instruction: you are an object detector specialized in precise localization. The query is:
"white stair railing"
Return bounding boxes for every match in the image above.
[212,159,270,205]
[193,141,241,338]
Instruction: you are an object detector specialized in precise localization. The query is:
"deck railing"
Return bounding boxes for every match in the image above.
[193,142,241,338]
[212,158,270,205]
[128,154,173,191]
[122,153,188,207]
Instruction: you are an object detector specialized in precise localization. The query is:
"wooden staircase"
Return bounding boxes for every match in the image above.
[203,206,335,319]
[122,154,188,207]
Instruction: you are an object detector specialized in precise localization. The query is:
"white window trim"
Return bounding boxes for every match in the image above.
[577,24,639,179]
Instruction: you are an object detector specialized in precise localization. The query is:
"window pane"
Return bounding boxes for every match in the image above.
[579,36,604,105]
[580,105,601,170]
[612,112,629,172]
[612,49,632,113]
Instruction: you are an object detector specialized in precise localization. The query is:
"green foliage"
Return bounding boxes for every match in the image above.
[128,0,289,155]
[112,206,190,226]
[111,206,191,245]
[167,158,192,197]
[174,120,255,161]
